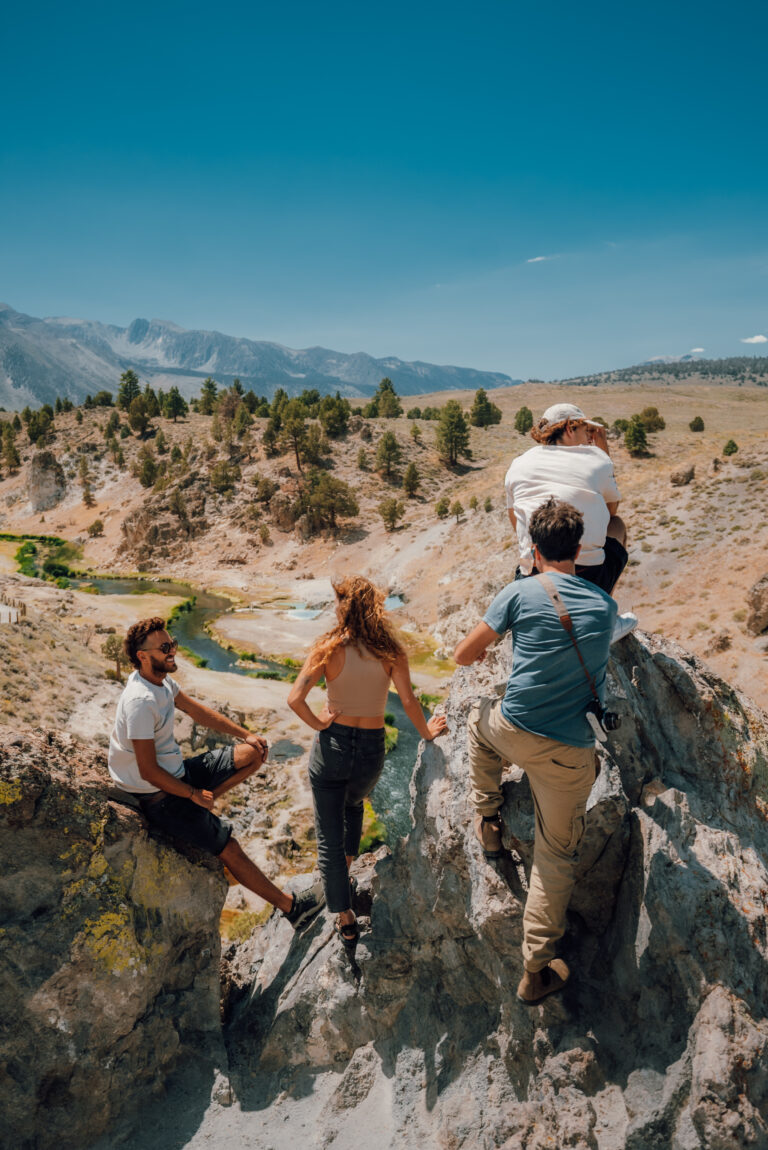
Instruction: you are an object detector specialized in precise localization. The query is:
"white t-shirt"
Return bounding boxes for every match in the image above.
[504,444,620,572]
[108,671,184,793]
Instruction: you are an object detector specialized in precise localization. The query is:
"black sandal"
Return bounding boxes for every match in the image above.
[336,917,359,950]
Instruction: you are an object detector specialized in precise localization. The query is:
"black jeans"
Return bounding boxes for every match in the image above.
[309,723,386,913]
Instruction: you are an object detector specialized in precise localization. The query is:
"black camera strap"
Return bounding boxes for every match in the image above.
[535,574,602,709]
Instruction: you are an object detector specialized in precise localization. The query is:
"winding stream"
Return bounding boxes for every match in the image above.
[76,577,426,840]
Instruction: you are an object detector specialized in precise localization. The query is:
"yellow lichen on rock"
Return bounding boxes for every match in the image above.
[0,778,23,805]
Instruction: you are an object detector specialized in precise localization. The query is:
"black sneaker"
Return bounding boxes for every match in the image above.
[284,886,325,930]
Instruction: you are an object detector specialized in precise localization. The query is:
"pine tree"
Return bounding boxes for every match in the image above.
[376,431,401,477]
[723,439,738,456]
[403,462,420,497]
[198,377,219,415]
[514,406,534,435]
[280,400,308,471]
[164,386,188,422]
[436,401,471,466]
[689,416,705,432]
[470,388,502,427]
[117,370,141,411]
[624,416,648,456]
[451,500,464,522]
[378,497,405,532]
[435,497,450,519]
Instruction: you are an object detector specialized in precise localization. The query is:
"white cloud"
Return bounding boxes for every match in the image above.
[741,334,767,344]
[526,255,560,264]
[690,347,704,353]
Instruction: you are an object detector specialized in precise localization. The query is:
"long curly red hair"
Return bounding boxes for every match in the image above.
[307,575,405,672]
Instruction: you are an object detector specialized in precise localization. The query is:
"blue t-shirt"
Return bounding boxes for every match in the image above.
[483,574,617,747]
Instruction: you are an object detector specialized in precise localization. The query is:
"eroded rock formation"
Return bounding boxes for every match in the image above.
[218,631,768,1149]
[27,450,66,511]
[4,628,768,1150]
[0,730,228,1150]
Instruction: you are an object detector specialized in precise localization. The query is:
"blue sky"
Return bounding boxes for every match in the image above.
[2,0,767,378]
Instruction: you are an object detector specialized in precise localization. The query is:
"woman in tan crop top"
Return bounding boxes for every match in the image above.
[289,575,446,948]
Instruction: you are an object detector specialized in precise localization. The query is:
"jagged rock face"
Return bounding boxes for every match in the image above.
[27,450,66,511]
[0,729,227,1150]
[222,632,768,1149]
[746,573,768,635]
[120,476,208,561]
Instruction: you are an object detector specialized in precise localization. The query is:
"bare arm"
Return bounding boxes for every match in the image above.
[287,656,341,732]
[390,654,447,740]
[174,690,267,760]
[132,739,214,809]
[507,507,517,529]
[454,622,501,666]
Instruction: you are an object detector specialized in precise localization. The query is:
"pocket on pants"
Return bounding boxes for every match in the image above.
[310,729,350,783]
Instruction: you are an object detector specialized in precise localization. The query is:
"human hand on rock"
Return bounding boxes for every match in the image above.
[426,714,448,740]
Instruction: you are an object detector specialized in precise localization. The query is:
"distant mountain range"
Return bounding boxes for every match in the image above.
[0,303,521,409]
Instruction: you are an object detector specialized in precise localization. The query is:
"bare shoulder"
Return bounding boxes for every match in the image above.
[325,645,345,682]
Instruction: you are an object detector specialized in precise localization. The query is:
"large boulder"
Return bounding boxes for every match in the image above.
[0,729,228,1150]
[746,573,768,635]
[27,450,66,511]
[214,631,768,1149]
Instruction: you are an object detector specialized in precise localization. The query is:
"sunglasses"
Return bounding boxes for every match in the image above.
[141,639,179,655]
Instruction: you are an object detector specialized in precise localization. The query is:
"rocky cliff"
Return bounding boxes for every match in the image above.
[0,730,228,1150]
[3,629,768,1150]
[213,630,768,1149]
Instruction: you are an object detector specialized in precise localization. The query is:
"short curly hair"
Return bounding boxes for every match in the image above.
[124,617,167,669]
[529,498,584,561]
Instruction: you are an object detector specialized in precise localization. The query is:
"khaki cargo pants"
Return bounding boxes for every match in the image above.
[468,696,597,972]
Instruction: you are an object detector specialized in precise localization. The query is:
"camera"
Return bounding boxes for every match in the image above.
[585,699,621,743]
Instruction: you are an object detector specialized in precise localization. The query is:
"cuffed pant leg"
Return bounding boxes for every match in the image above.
[468,698,513,815]
[520,742,596,971]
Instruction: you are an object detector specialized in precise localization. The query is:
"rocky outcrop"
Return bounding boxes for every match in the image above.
[746,573,768,635]
[27,450,66,511]
[120,474,208,562]
[0,729,228,1150]
[216,631,768,1149]
[670,464,695,486]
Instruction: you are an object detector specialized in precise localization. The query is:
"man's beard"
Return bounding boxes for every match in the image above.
[149,654,176,675]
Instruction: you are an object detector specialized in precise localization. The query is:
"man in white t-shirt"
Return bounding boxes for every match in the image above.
[505,403,628,594]
[108,616,323,930]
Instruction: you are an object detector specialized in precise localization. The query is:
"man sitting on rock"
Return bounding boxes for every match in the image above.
[454,499,615,1004]
[108,616,322,929]
[505,403,628,595]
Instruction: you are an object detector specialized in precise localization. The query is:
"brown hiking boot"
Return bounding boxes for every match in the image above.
[517,959,570,1004]
[474,811,504,859]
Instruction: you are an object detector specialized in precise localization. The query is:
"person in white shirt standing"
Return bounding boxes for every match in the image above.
[505,403,629,595]
[108,616,323,930]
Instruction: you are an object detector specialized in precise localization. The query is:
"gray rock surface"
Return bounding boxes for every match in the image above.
[27,449,66,511]
[204,631,767,1150]
[746,573,768,635]
[0,729,228,1150]
[6,629,768,1150]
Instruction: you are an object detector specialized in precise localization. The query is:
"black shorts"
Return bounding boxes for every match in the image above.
[575,537,628,594]
[139,746,237,855]
[514,536,628,595]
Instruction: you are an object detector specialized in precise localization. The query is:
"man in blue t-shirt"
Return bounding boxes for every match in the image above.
[454,498,617,1004]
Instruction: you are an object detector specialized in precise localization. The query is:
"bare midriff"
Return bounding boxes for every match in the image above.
[332,713,387,730]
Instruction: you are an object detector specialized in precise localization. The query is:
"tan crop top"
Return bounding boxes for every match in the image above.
[326,644,392,717]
